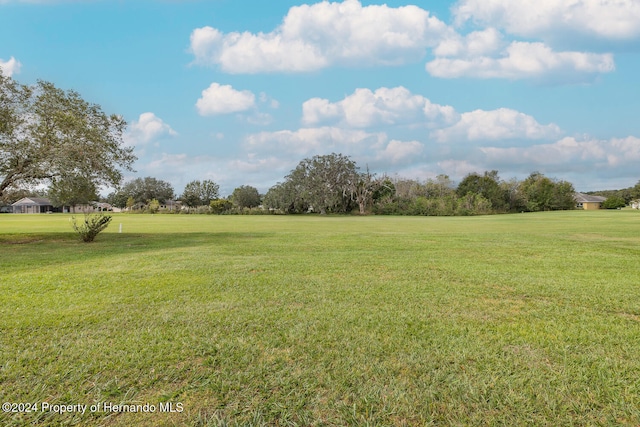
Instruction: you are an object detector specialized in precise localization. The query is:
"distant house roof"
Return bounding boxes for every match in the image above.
[574,192,606,203]
[11,197,53,206]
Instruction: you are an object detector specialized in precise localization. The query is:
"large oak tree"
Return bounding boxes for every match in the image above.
[0,71,136,198]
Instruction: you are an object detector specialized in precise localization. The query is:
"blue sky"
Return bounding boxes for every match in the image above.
[2,0,640,196]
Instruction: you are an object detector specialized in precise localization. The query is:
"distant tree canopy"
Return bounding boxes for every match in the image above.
[180,179,219,207]
[457,171,509,212]
[280,153,359,214]
[262,154,580,216]
[0,71,136,199]
[232,185,261,209]
[518,172,575,212]
[108,176,175,208]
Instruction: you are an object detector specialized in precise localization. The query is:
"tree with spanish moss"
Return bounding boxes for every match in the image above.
[0,71,136,198]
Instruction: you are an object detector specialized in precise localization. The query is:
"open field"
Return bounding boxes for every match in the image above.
[1,211,640,426]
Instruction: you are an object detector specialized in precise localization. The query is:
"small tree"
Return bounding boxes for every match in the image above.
[126,196,135,211]
[148,198,160,213]
[181,179,220,208]
[72,213,112,242]
[602,196,626,209]
[232,185,261,209]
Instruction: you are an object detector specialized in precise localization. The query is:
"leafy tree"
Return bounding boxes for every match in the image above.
[210,199,232,214]
[425,174,455,199]
[519,172,575,211]
[286,153,358,214]
[500,178,526,212]
[180,179,219,208]
[106,190,129,209]
[232,185,261,209]
[602,196,626,209]
[372,176,395,205]
[109,176,174,207]
[148,198,160,213]
[0,187,46,205]
[48,174,98,213]
[393,178,425,199]
[551,180,576,210]
[0,71,136,198]
[348,168,380,215]
[126,196,135,211]
[456,171,508,212]
[263,181,308,213]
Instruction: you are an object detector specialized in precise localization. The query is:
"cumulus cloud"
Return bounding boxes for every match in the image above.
[189,0,449,73]
[480,136,640,167]
[438,159,483,178]
[427,40,614,82]
[302,86,458,128]
[244,126,426,167]
[432,108,562,143]
[453,0,640,41]
[433,27,504,58]
[0,56,21,77]
[196,83,256,115]
[377,140,424,164]
[245,127,386,157]
[124,112,177,147]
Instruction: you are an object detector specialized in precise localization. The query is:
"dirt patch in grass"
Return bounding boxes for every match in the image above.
[6,238,43,244]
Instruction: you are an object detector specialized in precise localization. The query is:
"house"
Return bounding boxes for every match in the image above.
[574,192,606,210]
[62,203,109,213]
[631,200,640,210]
[11,197,60,213]
[94,202,113,212]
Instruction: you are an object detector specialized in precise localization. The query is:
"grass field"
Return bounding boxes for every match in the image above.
[1,211,640,426]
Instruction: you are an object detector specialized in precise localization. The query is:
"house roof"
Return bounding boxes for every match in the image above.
[11,197,53,206]
[574,192,606,203]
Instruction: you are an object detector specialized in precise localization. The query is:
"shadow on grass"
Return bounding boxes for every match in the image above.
[0,231,274,272]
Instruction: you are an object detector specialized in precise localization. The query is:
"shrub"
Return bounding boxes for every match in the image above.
[210,199,233,214]
[71,213,113,242]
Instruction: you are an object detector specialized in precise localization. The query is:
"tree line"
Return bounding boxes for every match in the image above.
[261,153,577,215]
[99,153,581,216]
[2,72,634,216]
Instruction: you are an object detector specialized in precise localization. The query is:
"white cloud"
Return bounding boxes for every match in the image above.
[302,86,458,128]
[196,83,256,115]
[189,0,449,73]
[245,127,386,157]
[377,140,424,164]
[0,56,21,77]
[434,28,504,58]
[438,159,483,178]
[453,0,640,41]
[138,152,296,196]
[433,108,562,143]
[480,136,640,167]
[246,112,273,126]
[243,126,431,173]
[427,41,614,81]
[125,112,177,147]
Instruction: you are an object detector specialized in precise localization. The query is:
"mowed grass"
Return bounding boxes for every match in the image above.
[1,211,640,426]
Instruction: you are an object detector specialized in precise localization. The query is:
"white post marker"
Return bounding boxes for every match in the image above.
[119,223,122,233]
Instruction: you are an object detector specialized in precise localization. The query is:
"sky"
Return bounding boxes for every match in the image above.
[2,0,640,196]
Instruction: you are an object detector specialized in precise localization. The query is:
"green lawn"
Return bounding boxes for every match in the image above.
[1,211,640,426]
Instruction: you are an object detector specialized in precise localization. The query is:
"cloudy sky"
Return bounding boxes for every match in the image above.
[2,0,640,195]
